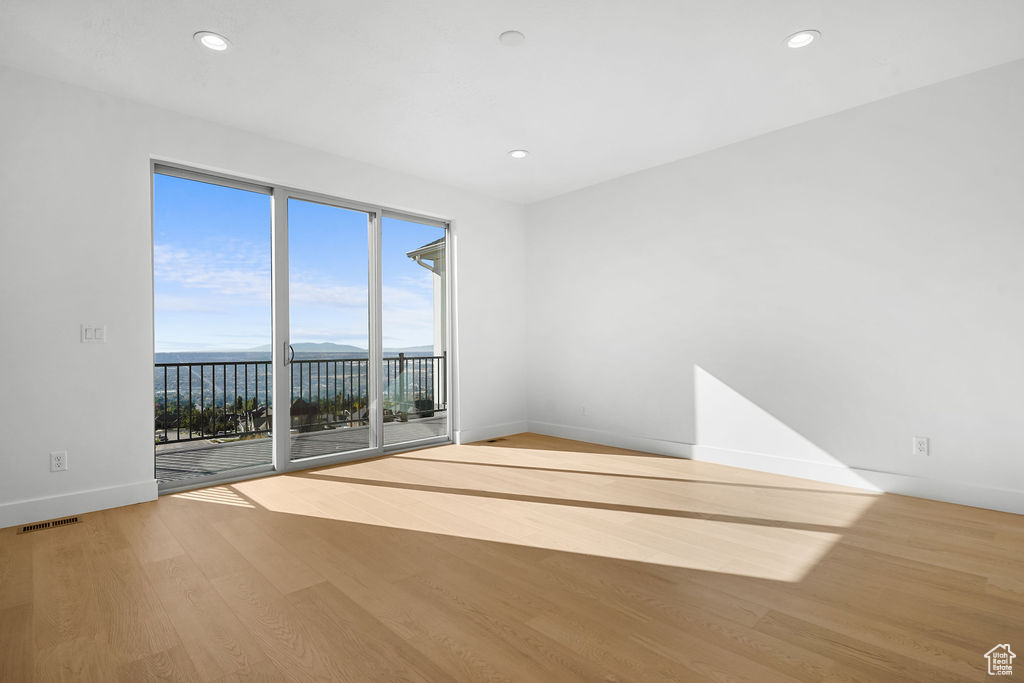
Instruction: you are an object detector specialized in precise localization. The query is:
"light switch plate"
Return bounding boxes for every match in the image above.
[81,324,106,343]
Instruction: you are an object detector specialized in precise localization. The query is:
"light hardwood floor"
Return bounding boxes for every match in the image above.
[2,433,1022,681]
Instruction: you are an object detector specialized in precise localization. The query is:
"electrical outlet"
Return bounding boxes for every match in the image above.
[50,450,68,472]
[913,437,929,456]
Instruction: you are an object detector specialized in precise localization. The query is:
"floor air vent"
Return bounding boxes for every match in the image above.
[18,516,80,535]
[485,438,507,443]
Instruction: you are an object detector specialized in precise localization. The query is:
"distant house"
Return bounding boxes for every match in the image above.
[406,237,447,409]
[406,237,446,359]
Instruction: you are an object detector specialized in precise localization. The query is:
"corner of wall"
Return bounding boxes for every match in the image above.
[455,421,530,445]
[527,421,693,459]
[0,479,158,530]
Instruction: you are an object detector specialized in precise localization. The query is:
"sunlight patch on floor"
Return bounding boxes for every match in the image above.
[231,471,871,582]
[323,453,878,529]
[172,486,255,508]
[402,444,876,494]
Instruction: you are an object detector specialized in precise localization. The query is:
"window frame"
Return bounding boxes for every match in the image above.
[151,160,456,493]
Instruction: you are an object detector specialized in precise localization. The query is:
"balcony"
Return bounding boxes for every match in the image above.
[155,354,447,485]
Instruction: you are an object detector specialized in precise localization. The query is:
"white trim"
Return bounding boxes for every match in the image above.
[455,421,530,445]
[444,220,456,444]
[381,208,448,230]
[384,435,451,453]
[161,440,453,496]
[690,445,881,490]
[158,465,276,494]
[521,422,1024,516]
[527,421,694,458]
[691,445,1024,515]
[153,164,272,195]
[368,207,384,450]
[0,479,157,530]
[271,187,290,470]
[150,159,453,225]
[153,162,458,489]
[287,446,380,472]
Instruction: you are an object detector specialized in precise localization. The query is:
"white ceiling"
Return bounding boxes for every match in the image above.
[2,1,1024,203]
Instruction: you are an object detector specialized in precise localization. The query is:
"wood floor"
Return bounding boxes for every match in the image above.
[2,433,1022,681]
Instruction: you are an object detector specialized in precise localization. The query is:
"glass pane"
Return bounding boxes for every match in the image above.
[288,198,370,460]
[153,173,273,486]
[382,216,448,446]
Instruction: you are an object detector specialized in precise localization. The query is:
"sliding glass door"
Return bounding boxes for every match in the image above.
[152,170,274,486]
[381,215,448,446]
[287,198,371,461]
[153,165,451,490]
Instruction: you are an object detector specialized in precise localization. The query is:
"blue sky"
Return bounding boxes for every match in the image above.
[153,173,443,352]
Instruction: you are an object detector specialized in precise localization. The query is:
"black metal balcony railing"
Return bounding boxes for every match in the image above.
[154,353,447,445]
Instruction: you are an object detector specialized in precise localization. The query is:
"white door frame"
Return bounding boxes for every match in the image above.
[153,160,455,491]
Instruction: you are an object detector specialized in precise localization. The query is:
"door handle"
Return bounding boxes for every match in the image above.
[284,342,295,365]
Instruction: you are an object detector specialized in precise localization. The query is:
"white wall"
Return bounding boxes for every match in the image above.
[5,55,1023,525]
[0,66,527,528]
[525,59,1024,514]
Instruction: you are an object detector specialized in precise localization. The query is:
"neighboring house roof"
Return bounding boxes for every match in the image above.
[406,237,444,260]
[406,238,445,274]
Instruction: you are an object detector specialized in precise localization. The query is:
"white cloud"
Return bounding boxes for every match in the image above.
[382,284,432,309]
[154,293,222,313]
[289,280,367,308]
[154,243,271,303]
[155,241,440,349]
[394,270,435,293]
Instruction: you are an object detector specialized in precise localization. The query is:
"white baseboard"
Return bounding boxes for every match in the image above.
[692,445,1024,515]
[0,479,158,530]
[7,435,1013,529]
[519,421,1024,516]
[455,421,530,445]
[691,445,883,491]
[527,421,694,458]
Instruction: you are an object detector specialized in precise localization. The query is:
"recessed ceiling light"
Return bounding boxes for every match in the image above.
[785,30,820,49]
[499,30,526,47]
[194,31,231,52]
[508,149,529,159]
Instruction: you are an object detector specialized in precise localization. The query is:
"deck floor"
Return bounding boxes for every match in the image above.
[155,415,447,485]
